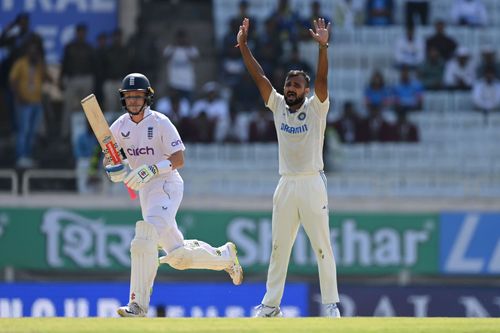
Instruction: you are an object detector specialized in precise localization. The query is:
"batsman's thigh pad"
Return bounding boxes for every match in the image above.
[157,222,184,253]
[160,239,231,271]
[129,221,159,310]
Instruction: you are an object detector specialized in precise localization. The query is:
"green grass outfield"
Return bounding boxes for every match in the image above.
[1,317,499,333]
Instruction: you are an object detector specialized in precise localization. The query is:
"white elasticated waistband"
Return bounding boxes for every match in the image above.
[281,171,324,178]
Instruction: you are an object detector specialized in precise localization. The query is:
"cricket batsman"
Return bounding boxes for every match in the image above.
[105,73,243,317]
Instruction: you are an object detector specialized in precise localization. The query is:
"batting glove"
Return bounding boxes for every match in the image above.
[105,161,129,183]
[124,164,158,191]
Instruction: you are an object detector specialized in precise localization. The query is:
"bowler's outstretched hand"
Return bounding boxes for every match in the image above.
[236,18,249,47]
[309,18,330,46]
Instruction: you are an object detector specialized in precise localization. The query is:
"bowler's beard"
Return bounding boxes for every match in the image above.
[285,93,305,107]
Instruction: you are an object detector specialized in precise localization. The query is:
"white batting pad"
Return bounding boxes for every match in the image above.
[159,240,232,270]
[129,221,159,311]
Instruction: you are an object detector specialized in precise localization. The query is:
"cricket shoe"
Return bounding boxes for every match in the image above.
[254,304,283,317]
[117,302,146,317]
[325,303,341,318]
[224,242,243,285]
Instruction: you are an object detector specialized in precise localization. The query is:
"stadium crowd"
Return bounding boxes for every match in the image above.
[1,0,500,193]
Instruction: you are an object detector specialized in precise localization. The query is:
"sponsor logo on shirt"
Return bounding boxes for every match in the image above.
[280,123,308,134]
[298,112,306,121]
[127,146,155,156]
[148,127,153,139]
[121,131,130,138]
[171,139,183,147]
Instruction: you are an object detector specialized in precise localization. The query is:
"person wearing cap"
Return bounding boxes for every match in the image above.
[472,67,500,114]
[190,81,230,142]
[444,46,476,90]
[477,46,500,79]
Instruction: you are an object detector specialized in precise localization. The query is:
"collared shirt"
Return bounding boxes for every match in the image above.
[110,108,185,183]
[266,88,329,176]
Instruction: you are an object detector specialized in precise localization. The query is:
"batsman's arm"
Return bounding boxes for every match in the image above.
[150,150,184,175]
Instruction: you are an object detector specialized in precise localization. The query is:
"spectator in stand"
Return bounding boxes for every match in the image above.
[365,0,394,26]
[301,1,333,39]
[331,101,361,144]
[60,23,95,139]
[472,67,500,114]
[223,109,249,143]
[190,110,215,143]
[364,70,393,111]
[248,106,276,143]
[191,81,230,143]
[229,0,257,46]
[334,0,365,30]
[232,72,261,113]
[476,46,500,79]
[93,32,108,105]
[103,29,131,112]
[391,110,419,142]
[282,44,312,80]
[155,88,192,140]
[163,29,199,102]
[450,0,487,27]
[444,47,476,90]
[128,17,160,86]
[220,20,247,90]
[418,46,446,90]
[9,40,50,168]
[358,104,393,142]
[425,20,457,61]
[393,66,424,112]
[268,0,302,45]
[394,24,425,69]
[74,122,99,194]
[270,65,288,95]
[405,1,430,26]
[255,18,283,78]
[0,13,44,137]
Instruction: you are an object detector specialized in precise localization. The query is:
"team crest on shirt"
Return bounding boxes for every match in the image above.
[121,131,130,138]
[148,127,153,139]
[298,112,306,121]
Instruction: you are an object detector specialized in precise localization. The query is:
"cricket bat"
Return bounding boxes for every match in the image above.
[80,94,137,200]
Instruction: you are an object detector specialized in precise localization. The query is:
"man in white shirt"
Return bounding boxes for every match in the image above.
[450,0,488,27]
[237,18,340,318]
[163,30,199,101]
[105,73,243,317]
[444,47,476,90]
[472,68,500,114]
[191,81,230,142]
[394,25,425,69]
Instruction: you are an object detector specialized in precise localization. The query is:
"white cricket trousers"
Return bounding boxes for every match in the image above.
[262,172,340,307]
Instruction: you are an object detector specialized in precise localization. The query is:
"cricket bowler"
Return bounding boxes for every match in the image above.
[237,18,340,317]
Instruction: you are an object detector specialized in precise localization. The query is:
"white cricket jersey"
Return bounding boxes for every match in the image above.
[266,88,329,175]
[110,107,185,184]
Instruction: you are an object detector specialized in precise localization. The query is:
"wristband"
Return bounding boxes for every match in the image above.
[319,43,329,49]
[155,159,173,175]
